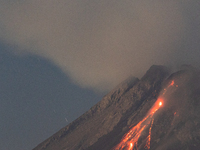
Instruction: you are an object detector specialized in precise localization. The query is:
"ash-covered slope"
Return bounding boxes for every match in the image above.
[33,65,200,150]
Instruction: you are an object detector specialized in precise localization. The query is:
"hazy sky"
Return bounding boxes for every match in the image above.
[0,0,200,91]
[0,1,200,150]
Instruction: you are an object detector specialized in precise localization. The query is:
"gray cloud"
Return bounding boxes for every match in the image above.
[0,0,199,91]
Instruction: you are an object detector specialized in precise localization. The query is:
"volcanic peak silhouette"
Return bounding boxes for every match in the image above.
[33,65,200,150]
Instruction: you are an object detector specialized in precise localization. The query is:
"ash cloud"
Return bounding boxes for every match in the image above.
[0,0,200,91]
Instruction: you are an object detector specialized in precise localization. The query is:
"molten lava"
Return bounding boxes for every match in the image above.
[113,99,163,150]
[169,80,174,86]
[112,80,176,150]
[145,119,154,150]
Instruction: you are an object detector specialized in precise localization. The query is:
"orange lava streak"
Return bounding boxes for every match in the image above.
[113,100,163,150]
[128,143,133,150]
[112,80,176,150]
[163,80,175,95]
[145,119,154,150]
[169,80,174,86]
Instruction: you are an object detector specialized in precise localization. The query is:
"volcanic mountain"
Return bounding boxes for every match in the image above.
[33,65,200,150]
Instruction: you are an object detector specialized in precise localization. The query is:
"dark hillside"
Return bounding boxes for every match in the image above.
[33,65,200,150]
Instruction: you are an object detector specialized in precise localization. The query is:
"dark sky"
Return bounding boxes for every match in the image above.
[0,43,103,150]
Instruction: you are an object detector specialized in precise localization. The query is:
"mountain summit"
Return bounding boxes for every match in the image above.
[33,65,200,150]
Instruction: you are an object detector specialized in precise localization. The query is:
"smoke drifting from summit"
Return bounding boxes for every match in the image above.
[0,0,200,91]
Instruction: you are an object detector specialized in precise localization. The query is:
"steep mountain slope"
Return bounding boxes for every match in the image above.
[33,65,200,150]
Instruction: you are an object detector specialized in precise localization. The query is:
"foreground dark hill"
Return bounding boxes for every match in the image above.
[33,65,200,150]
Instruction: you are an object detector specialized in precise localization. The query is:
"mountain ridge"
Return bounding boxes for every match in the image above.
[33,65,200,150]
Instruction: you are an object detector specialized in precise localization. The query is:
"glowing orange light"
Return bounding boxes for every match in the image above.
[113,99,162,150]
[112,80,177,150]
[163,80,177,95]
[170,80,174,86]
[128,143,133,150]
[145,119,154,150]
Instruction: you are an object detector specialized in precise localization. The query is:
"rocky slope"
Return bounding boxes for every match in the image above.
[33,65,200,150]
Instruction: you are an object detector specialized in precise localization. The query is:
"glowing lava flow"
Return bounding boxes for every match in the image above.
[145,118,154,150]
[113,100,163,150]
[112,81,175,150]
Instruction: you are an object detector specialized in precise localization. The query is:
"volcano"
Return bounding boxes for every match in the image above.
[33,65,200,150]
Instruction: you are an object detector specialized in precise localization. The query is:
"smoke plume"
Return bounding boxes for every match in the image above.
[0,0,200,91]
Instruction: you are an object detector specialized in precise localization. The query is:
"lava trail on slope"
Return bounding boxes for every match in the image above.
[112,80,176,150]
